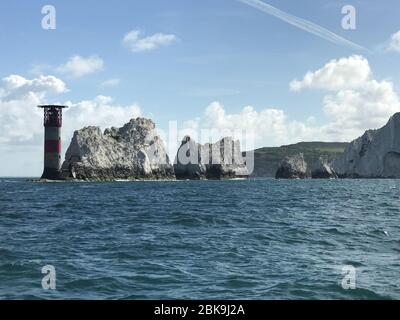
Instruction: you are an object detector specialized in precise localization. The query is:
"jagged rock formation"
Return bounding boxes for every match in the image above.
[275,153,309,179]
[173,136,207,179]
[311,158,338,179]
[174,136,249,180]
[61,118,174,181]
[333,113,400,178]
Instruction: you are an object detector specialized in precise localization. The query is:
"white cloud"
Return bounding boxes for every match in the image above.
[290,55,370,91]
[63,96,142,139]
[57,55,104,78]
[183,56,400,149]
[181,101,315,149]
[0,74,66,101]
[387,30,400,52]
[0,74,141,147]
[0,75,67,144]
[321,80,400,140]
[290,55,400,141]
[123,30,177,52]
[101,78,121,88]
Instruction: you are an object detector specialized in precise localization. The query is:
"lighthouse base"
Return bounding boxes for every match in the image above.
[41,168,64,180]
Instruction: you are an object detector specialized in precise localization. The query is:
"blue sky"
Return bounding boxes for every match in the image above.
[1,0,400,176]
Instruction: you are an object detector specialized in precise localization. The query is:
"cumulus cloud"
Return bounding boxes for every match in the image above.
[183,56,400,149]
[387,30,400,52]
[181,101,317,150]
[123,30,177,52]
[0,74,66,101]
[0,74,141,147]
[0,75,67,144]
[290,55,370,91]
[63,96,141,138]
[202,102,287,143]
[321,80,400,140]
[57,55,104,78]
[290,55,400,141]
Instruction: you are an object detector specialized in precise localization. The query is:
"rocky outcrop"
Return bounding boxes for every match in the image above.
[174,136,249,180]
[173,136,207,179]
[61,118,174,181]
[275,153,308,179]
[311,158,338,179]
[333,113,400,178]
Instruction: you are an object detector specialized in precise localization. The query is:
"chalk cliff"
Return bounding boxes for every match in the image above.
[174,136,249,180]
[61,118,174,181]
[333,113,400,178]
[275,153,309,179]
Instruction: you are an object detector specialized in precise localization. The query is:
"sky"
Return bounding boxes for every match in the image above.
[0,0,400,176]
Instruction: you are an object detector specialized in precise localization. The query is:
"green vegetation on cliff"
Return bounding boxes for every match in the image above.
[248,142,348,177]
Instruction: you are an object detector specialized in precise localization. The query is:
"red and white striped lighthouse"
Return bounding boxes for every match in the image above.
[38,105,68,180]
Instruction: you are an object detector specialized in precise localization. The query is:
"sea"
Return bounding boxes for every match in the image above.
[0,178,399,300]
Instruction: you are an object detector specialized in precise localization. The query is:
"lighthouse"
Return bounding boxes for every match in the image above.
[38,105,68,180]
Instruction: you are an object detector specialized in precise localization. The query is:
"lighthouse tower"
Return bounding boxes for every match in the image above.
[38,105,68,180]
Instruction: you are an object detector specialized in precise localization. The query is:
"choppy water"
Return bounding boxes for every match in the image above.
[0,178,400,300]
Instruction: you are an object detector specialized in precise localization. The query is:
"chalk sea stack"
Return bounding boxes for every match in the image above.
[61,118,174,181]
[311,158,338,179]
[173,136,206,179]
[174,136,249,180]
[275,153,309,179]
[333,113,400,178]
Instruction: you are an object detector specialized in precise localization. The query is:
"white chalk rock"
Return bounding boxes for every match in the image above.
[174,136,249,180]
[333,113,400,178]
[61,118,174,181]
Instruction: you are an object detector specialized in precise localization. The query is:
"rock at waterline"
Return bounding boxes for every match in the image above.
[275,153,309,179]
[173,136,249,180]
[61,118,175,181]
[311,158,338,179]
